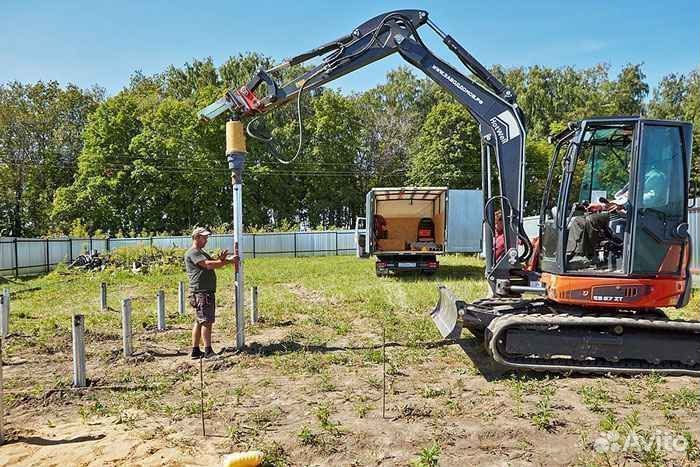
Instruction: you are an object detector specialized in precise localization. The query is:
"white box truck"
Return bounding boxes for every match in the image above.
[358,187,483,276]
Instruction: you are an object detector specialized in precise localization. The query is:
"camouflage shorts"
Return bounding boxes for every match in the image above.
[189,291,216,324]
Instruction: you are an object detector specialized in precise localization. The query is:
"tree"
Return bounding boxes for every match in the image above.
[648,73,687,120]
[0,81,103,236]
[606,63,649,116]
[408,101,481,188]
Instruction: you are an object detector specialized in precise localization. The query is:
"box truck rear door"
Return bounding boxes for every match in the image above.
[446,189,483,253]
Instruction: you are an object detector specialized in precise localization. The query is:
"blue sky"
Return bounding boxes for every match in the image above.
[1,0,698,95]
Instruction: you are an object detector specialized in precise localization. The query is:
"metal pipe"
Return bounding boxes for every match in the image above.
[233,180,245,349]
[72,314,86,387]
[121,299,132,358]
[156,290,166,331]
[1,289,8,339]
[178,281,186,316]
[100,282,107,311]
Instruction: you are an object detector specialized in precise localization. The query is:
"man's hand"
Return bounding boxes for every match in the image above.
[218,249,229,261]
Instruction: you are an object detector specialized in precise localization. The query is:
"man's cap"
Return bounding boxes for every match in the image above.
[192,227,212,238]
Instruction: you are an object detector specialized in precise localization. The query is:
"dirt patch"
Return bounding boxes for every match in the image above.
[285,283,339,306]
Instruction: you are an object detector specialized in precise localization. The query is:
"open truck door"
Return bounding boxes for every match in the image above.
[445,190,483,253]
[354,217,367,258]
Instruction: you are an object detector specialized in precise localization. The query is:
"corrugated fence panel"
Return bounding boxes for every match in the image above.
[0,238,17,275]
[337,231,356,255]
[251,232,296,257]
[48,239,71,266]
[109,238,148,250]
[16,239,46,276]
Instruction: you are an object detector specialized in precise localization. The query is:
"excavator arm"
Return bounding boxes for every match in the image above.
[199,9,530,292]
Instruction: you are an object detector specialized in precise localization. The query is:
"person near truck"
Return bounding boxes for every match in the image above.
[184,227,235,359]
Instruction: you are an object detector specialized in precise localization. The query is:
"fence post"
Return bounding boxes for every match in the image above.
[100,282,107,311]
[72,314,86,387]
[252,233,256,259]
[251,286,258,324]
[89,237,93,254]
[106,236,110,252]
[45,239,50,273]
[121,298,132,358]
[178,281,186,315]
[13,238,18,277]
[156,290,166,331]
[294,233,297,257]
[335,231,339,255]
[68,238,73,264]
[1,289,8,339]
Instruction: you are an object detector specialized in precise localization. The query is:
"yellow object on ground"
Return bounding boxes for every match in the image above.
[222,451,264,467]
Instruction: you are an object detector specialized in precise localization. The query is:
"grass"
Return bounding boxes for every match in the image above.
[578,382,614,413]
[2,252,699,466]
[411,442,441,467]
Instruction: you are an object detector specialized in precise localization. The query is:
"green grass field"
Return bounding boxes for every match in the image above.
[1,253,698,467]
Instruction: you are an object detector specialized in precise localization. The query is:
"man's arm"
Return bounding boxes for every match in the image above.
[197,249,234,270]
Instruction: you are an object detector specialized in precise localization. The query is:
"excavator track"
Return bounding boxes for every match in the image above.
[487,310,700,376]
[432,287,700,376]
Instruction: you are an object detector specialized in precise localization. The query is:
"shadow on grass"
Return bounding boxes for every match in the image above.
[383,264,484,282]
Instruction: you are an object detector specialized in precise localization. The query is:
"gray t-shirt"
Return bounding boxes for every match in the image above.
[184,247,217,292]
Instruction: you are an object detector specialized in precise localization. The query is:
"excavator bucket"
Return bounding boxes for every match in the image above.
[430,285,464,339]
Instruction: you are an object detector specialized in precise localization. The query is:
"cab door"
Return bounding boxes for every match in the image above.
[630,122,692,275]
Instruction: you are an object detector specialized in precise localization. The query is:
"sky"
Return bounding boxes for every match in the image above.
[1,0,698,96]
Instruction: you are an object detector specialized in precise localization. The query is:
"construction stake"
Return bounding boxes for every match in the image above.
[251,286,258,324]
[199,357,206,437]
[382,325,386,419]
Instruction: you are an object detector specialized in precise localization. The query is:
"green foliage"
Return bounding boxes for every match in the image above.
[411,442,441,467]
[0,81,103,236]
[408,101,481,188]
[2,54,697,236]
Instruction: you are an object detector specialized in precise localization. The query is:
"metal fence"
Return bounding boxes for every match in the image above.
[0,230,359,277]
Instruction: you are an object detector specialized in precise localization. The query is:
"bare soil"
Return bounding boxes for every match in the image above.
[1,256,698,467]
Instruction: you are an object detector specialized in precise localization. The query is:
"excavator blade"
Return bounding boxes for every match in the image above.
[430,285,464,340]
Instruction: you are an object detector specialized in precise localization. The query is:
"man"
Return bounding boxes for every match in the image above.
[494,210,505,260]
[185,227,234,359]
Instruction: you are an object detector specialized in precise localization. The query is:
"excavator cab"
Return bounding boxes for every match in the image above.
[433,117,699,375]
[539,117,693,308]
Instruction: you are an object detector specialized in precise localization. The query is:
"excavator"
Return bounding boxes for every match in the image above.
[199,9,700,376]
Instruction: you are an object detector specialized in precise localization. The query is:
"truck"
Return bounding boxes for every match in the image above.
[358,187,482,276]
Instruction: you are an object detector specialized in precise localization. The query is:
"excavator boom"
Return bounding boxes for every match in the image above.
[199,10,700,376]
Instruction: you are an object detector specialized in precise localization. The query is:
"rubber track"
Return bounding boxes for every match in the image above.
[486,311,700,376]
